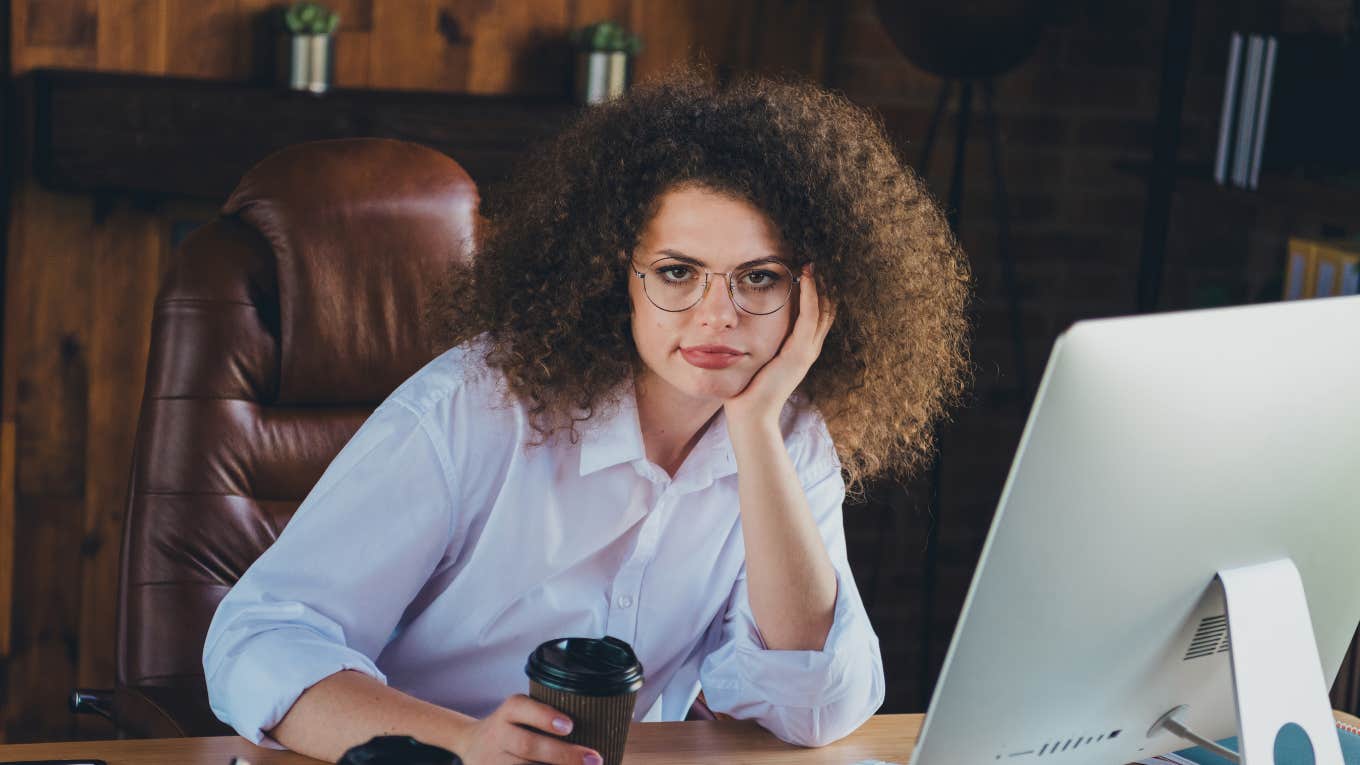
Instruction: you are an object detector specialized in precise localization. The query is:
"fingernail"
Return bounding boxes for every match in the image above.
[584,753,603,765]
[553,717,573,734]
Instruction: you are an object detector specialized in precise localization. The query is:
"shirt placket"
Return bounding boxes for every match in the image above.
[606,485,671,643]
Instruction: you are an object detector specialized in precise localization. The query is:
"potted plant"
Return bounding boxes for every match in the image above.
[279,1,341,93]
[570,20,643,104]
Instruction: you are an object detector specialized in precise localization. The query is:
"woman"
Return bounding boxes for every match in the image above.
[203,65,971,765]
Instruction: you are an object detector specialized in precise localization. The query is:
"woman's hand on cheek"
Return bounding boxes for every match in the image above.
[723,264,835,431]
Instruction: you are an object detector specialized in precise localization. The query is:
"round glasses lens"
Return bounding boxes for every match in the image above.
[642,258,706,311]
[732,261,794,314]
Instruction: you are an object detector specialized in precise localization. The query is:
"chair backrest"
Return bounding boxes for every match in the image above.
[113,138,479,736]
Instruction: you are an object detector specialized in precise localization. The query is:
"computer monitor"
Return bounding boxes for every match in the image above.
[909,295,1360,765]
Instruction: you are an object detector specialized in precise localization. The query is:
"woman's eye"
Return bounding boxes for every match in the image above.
[741,270,780,287]
[657,265,696,282]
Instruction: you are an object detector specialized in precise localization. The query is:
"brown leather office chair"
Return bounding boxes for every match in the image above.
[72,137,717,737]
[70,137,479,736]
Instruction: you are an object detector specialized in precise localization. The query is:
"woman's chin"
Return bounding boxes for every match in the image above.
[675,367,753,403]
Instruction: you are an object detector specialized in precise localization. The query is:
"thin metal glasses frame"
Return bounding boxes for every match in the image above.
[630,258,801,316]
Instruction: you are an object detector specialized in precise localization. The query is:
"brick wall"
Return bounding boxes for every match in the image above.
[832,0,1359,713]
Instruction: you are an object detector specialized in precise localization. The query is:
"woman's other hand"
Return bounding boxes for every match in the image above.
[452,694,603,765]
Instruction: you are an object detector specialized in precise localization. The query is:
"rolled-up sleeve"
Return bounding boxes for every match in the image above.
[697,426,886,747]
[203,398,459,747]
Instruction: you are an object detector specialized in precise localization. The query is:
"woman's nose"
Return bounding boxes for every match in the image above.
[695,274,740,328]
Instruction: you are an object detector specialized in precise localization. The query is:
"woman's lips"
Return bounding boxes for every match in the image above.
[680,346,744,370]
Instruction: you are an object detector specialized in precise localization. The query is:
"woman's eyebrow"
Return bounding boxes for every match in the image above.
[653,248,789,269]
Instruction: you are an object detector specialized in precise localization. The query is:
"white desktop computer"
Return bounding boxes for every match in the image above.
[910,295,1360,765]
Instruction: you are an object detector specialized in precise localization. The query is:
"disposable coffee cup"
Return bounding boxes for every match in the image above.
[525,635,645,765]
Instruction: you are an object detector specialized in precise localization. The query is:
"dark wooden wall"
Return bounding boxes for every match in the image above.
[0,0,843,742]
[6,0,1359,748]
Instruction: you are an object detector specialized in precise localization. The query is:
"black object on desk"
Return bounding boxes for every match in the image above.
[0,761,106,765]
[337,736,461,765]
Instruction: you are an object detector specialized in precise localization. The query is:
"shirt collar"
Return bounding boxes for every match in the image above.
[578,384,647,477]
[577,383,737,484]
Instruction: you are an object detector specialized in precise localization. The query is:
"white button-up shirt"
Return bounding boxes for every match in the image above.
[203,342,885,749]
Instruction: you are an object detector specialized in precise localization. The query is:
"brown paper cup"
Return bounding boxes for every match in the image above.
[529,679,638,765]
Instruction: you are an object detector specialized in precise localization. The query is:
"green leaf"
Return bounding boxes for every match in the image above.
[573,19,639,52]
[284,2,339,35]
[591,24,613,50]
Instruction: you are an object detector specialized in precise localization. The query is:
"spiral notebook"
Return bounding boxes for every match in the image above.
[1134,720,1360,765]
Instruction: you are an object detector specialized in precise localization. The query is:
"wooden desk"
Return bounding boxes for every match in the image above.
[4,712,1357,765]
[0,714,921,764]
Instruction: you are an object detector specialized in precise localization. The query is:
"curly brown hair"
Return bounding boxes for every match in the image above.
[425,63,972,497]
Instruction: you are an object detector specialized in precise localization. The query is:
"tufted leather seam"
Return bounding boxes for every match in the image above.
[130,582,231,589]
[142,399,376,417]
[159,298,257,307]
[146,396,267,402]
[137,490,301,502]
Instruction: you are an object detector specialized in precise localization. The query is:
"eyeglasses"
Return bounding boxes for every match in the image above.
[631,256,801,315]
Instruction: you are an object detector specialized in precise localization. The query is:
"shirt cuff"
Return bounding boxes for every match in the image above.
[733,566,871,709]
[207,625,388,747]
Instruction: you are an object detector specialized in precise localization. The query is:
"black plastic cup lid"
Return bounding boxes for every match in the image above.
[337,735,461,765]
[525,635,645,696]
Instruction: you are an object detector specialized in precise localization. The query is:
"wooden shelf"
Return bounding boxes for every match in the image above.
[1114,157,1360,229]
[29,68,583,202]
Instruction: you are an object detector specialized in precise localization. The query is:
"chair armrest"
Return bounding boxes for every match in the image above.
[686,690,733,721]
[71,684,235,738]
[69,688,114,722]
[114,684,236,738]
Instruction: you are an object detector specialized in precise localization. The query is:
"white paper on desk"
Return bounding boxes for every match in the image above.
[1133,752,1198,765]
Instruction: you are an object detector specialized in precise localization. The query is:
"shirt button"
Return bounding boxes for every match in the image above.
[616,595,634,609]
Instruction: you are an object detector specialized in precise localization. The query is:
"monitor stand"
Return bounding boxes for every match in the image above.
[1159,558,1345,765]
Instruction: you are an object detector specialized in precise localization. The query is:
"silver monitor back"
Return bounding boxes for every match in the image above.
[909,295,1360,765]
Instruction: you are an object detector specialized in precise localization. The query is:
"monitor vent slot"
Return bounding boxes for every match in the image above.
[1184,614,1230,660]
[1029,730,1120,757]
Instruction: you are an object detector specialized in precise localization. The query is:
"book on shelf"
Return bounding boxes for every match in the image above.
[1247,35,1277,190]
[1216,32,1276,190]
[1284,237,1360,300]
[1214,32,1360,190]
[1211,32,1243,186]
